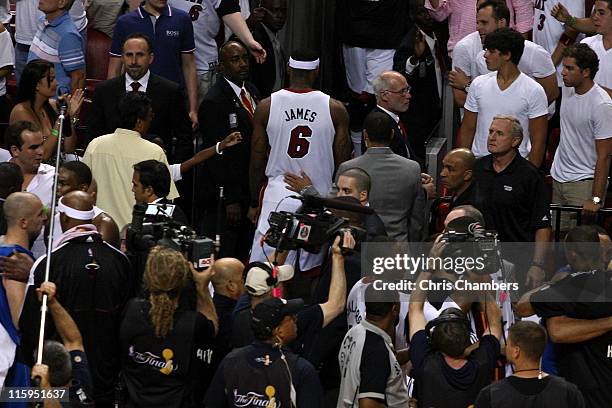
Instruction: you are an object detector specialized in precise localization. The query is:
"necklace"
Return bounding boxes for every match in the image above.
[513,368,540,373]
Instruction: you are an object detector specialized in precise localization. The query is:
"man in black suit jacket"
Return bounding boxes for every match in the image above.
[199,41,259,260]
[368,71,425,170]
[249,0,288,98]
[87,33,193,163]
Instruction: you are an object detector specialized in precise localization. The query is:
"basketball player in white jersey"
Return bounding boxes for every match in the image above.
[248,50,352,270]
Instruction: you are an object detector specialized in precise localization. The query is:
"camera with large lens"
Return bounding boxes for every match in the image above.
[127,203,214,270]
[265,195,369,253]
[441,222,500,275]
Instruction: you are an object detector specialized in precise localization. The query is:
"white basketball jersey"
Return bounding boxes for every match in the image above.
[265,89,335,196]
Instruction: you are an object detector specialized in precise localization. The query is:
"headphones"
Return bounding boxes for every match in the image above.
[245,261,278,288]
[425,308,471,338]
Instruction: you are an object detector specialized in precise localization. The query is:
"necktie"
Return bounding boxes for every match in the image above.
[240,88,255,120]
[130,82,141,92]
[398,121,412,159]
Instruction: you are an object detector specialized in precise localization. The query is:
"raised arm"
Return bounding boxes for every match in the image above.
[319,234,352,327]
[191,260,219,335]
[222,12,267,63]
[547,315,612,343]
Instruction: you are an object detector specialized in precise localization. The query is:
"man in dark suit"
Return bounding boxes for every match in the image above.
[132,159,189,225]
[249,0,288,98]
[339,110,425,242]
[198,41,259,260]
[368,71,425,170]
[87,33,193,163]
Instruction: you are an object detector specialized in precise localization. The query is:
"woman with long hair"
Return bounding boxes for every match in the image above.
[120,246,218,407]
[9,59,84,161]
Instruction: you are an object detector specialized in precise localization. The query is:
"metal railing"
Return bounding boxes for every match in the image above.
[550,204,612,241]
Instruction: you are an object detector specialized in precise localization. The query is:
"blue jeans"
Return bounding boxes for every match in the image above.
[14,43,29,86]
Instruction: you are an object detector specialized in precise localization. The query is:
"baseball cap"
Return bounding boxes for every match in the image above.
[251,297,304,335]
[245,262,294,296]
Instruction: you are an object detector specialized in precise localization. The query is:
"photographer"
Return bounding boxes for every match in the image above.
[120,246,218,407]
[132,160,188,225]
[408,270,502,408]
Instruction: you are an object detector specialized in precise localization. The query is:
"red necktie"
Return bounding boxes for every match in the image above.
[240,88,254,120]
[399,121,408,142]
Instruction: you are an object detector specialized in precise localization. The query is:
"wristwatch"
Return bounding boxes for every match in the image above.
[592,196,602,205]
[464,82,471,93]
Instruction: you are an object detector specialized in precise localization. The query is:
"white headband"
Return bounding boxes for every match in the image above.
[57,197,95,220]
[289,57,319,70]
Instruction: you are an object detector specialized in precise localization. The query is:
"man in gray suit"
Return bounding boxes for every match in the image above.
[336,111,426,241]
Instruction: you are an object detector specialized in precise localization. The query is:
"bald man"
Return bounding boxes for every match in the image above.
[0,192,44,388]
[211,257,245,369]
[440,148,482,210]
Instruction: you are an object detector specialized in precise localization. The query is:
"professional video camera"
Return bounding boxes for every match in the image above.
[441,219,500,275]
[265,195,370,253]
[127,203,214,270]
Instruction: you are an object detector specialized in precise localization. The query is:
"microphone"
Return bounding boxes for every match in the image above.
[57,86,70,114]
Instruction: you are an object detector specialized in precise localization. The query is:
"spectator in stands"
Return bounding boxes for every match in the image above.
[440,148,482,209]
[249,0,288,98]
[394,6,446,163]
[132,159,189,225]
[450,0,558,108]
[54,161,120,248]
[338,0,411,157]
[198,41,260,260]
[581,0,612,95]
[109,0,199,128]
[28,0,86,92]
[409,271,502,408]
[120,246,218,406]
[19,190,133,405]
[551,44,612,230]
[206,297,323,407]
[363,71,417,162]
[337,111,425,242]
[284,167,388,239]
[472,115,551,287]
[83,91,179,229]
[168,0,266,103]
[475,321,585,408]
[425,0,533,57]
[89,33,193,163]
[86,0,125,38]
[210,258,245,368]
[337,285,409,407]
[0,192,44,389]
[33,282,95,406]
[0,21,12,124]
[6,121,56,257]
[10,60,83,161]
[529,225,612,407]
[0,163,23,236]
[15,0,88,84]
[459,28,549,168]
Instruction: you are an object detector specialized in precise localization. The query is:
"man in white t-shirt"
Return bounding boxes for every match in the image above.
[168,0,266,104]
[551,43,612,230]
[580,0,612,95]
[450,0,558,108]
[459,27,549,167]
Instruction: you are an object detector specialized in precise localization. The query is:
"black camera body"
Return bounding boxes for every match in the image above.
[127,204,214,270]
[441,223,500,274]
[265,195,367,254]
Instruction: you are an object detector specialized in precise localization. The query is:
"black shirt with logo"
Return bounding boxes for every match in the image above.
[473,154,551,242]
[531,271,612,408]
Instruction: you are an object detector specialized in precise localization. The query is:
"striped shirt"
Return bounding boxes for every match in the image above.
[28,11,85,92]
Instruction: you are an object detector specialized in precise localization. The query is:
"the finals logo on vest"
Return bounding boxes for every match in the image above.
[128,346,178,375]
[233,385,279,407]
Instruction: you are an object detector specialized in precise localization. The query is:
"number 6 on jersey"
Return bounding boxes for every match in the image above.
[287,125,312,158]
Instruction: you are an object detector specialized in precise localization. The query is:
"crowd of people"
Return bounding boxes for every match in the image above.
[0,0,610,407]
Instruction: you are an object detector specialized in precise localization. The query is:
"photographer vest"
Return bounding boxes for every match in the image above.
[222,345,298,408]
[121,299,198,408]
